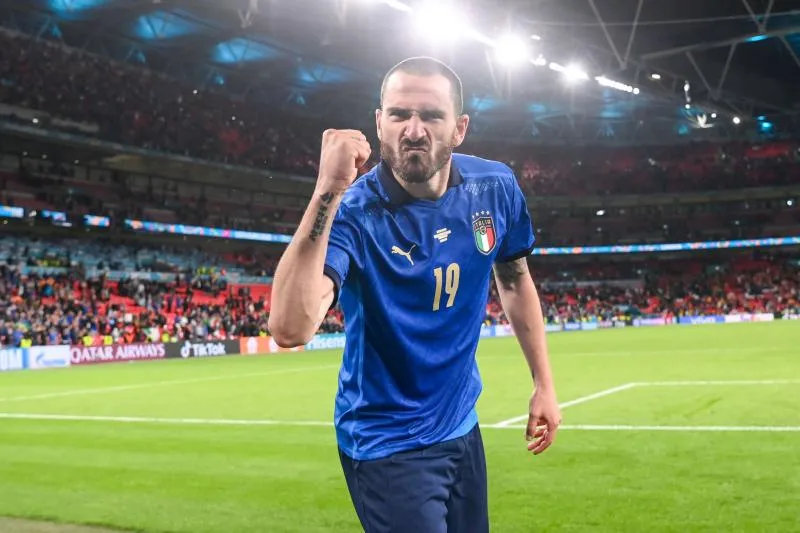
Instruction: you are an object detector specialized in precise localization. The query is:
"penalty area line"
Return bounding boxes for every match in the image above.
[2,414,799,433]
[0,364,339,403]
[0,413,333,427]
[492,382,638,427]
[637,379,800,386]
[485,424,800,432]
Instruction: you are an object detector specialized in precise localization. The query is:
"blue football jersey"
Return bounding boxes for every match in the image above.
[324,153,536,460]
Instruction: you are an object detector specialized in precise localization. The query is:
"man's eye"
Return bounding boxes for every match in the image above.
[421,113,443,121]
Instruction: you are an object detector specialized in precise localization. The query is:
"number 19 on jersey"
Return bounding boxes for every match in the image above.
[433,263,460,311]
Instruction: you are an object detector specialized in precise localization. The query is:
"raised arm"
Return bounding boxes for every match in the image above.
[268,130,371,347]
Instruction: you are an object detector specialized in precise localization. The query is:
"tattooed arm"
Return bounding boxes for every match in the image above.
[269,129,370,347]
[493,258,561,455]
[268,190,340,347]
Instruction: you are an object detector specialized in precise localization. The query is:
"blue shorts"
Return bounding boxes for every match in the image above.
[338,424,489,533]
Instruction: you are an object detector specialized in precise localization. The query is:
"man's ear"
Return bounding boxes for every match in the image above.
[375,108,383,142]
[452,113,470,147]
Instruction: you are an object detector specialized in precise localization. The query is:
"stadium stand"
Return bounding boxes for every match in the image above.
[1,230,796,348]
[0,24,798,351]
[1,146,799,247]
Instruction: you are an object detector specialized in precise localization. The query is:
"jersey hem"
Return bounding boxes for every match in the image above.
[337,408,479,461]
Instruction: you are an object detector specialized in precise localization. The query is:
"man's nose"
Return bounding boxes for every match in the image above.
[404,116,426,142]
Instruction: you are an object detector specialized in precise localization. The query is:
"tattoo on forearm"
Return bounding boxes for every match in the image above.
[309,192,335,242]
[493,258,528,290]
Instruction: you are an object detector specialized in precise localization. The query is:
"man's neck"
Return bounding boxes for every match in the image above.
[397,160,452,201]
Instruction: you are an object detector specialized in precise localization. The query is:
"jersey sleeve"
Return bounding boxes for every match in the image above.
[323,203,362,307]
[495,173,536,263]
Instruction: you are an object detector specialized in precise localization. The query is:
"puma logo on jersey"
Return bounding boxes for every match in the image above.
[391,244,416,265]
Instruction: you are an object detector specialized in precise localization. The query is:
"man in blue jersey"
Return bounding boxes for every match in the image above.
[270,57,560,532]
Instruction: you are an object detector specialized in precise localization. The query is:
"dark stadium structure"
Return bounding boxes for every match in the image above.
[2,0,800,144]
[0,0,798,348]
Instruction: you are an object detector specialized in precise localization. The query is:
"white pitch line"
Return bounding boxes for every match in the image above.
[0,413,333,426]
[3,414,799,433]
[485,424,800,432]
[541,346,789,358]
[0,364,339,403]
[492,382,638,427]
[638,380,800,386]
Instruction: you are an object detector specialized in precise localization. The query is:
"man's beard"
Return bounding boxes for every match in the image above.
[381,137,454,184]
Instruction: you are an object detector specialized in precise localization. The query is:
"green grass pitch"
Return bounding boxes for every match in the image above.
[1,321,798,532]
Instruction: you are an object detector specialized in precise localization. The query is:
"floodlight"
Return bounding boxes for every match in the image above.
[595,76,635,93]
[413,2,469,42]
[494,34,528,67]
[733,116,741,124]
[549,62,588,83]
[650,73,661,80]
[383,0,411,11]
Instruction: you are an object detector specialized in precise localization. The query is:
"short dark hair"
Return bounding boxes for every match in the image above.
[380,56,464,115]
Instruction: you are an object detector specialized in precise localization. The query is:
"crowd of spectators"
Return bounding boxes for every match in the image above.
[1,246,797,348]
[0,32,322,175]
[0,30,798,349]
[493,141,800,197]
[2,30,800,200]
[0,264,274,348]
[483,253,799,326]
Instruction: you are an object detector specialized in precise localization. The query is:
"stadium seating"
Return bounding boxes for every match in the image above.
[1,30,799,200]
[0,30,798,350]
[1,232,797,348]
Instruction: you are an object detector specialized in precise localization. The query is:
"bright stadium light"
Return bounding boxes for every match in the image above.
[494,34,528,67]
[549,62,588,82]
[711,112,718,118]
[532,54,547,66]
[414,2,469,42]
[595,76,636,93]
[355,0,411,10]
[733,116,741,124]
[650,73,661,80]
[382,0,412,11]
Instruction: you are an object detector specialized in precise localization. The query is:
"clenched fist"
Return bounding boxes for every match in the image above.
[317,129,372,194]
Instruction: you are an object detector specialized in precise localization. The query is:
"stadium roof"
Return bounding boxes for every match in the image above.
[3,0,800,145]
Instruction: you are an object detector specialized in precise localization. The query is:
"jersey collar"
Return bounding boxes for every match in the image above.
[376,158,464,206]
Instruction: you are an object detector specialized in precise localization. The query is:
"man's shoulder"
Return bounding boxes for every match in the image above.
[452,153,514,179]
[339,168,382,213]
